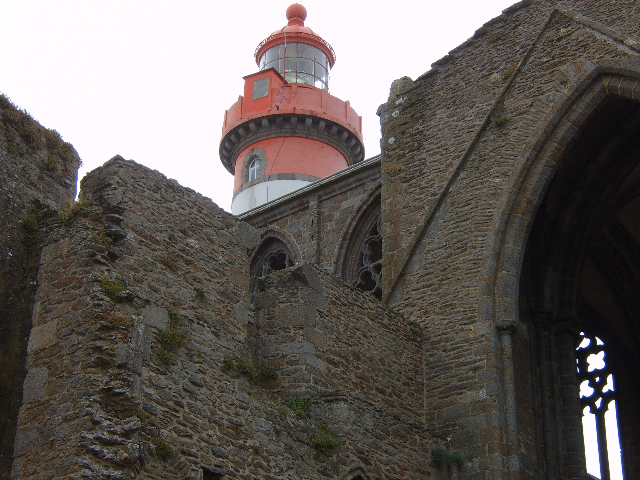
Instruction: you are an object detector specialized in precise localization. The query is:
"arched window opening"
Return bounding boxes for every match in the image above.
[250,238,295,292]
[248,158,261,182]
[338,192,382,300]
[515,93,640,478]
[201,467,223,480]
[577,332,622,480]
[354,217,382,299]
[341,467,369,480]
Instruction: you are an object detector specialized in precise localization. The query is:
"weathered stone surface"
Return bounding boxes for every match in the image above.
[140,304,170,330]
[21,367,48,403]
[26,320,58,353]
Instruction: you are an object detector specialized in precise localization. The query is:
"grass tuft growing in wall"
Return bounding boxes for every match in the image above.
[257,366,278,379]
[491,114,509,128]
[154,348,176,365]
[100,311,134,329]
[100,276,126,297]
[158,327,187,348]
[153,309,188,365]
[158,310,187,348]
[287,395,310,419]
[89,230,113,249]
[502,57,523,81]
[235,357,256,379]
[310,432,339,453]
[21,207,42,251]
[153,438,176,461]
[194,287,206,301]
[58,193,89,226]
[431,446,464,466]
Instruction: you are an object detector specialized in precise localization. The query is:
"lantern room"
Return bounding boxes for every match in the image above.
[254,4,335,90]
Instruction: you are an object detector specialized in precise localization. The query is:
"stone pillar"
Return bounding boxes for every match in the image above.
[309,195,321,265]
[555,321,586,480]
[534,314,560,480]
[497,320,519,479]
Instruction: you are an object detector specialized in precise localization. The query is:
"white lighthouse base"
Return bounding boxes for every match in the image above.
[231,179,313,215]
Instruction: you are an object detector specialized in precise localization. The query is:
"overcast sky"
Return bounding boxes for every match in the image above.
[2,0,518,212]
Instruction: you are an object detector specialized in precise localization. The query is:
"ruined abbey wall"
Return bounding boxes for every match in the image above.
[9,158,428,479]
[376,0,640,477]
[0,96,80,476]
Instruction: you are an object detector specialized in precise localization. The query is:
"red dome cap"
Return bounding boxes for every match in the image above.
[286,3,307,26]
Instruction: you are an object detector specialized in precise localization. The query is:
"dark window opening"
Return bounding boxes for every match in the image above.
[202,467,224,480]
[250,238,295,292]
[339,194,382,300]
[265,250,288,273]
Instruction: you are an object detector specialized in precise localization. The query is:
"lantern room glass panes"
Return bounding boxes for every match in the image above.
[259,42,330,90]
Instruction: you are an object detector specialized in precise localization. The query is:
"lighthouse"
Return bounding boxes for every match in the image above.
[220,3,364,215]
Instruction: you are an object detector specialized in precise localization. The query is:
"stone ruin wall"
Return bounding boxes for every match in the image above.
[376,0,640,477]
[10,157,429,479]
[0,95,81,476]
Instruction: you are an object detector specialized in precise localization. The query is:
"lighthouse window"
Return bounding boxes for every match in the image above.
[252,77,269,100]
[298,43,315,60]
[298,58,313,75]
[248,158,261,181]
[259,42,330,90]
[284,58,297,73]
[298,73,314,86]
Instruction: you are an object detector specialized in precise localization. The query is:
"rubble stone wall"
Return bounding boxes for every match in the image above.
[0,95,80,477]
[251,263,428,479]
[376,0,640,477]
[11,158,429,480]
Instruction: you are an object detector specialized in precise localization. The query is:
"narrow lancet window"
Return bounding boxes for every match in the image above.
[248,158,261,182]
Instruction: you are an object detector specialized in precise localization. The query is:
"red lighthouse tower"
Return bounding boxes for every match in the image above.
[220,3,364,215]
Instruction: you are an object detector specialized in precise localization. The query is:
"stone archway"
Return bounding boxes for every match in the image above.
[334,186,382,299]
[249,227,300,293]
[484,61,640,479]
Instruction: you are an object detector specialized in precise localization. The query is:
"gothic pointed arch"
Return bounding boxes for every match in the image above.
[340,467,370,480]
[483,58,640,479]
[334,184,382,299]
[249,226,300,292]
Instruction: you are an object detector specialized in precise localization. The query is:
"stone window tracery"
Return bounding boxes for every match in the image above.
[250,238,295,292]
[577,331,618,480]
[338,192,383,300]
[353,216,382,299]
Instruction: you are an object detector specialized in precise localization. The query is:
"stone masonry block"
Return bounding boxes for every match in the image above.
[26,320,57,353]
[21,367,48,403]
